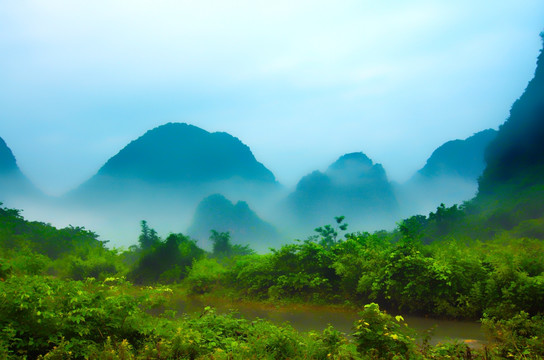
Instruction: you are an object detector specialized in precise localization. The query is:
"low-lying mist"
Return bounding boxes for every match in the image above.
[1,171,484,253]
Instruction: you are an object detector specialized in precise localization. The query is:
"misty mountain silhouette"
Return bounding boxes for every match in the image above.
[403,34,544,242]
[97,122,276,184]
[71,122,280,205]
[0,136,41,204]
[64,123,281,246]
[396,129,498,217]
[479,35,544,192]
[187,193,282,252]
[417,129,497,180]
[285,152,398,232]
[458,35,544,239]
[0,137,19,175]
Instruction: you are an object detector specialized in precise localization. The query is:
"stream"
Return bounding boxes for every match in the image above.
[174,297,486,347]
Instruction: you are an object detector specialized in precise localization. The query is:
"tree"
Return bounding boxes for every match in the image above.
[210,230,232,256]
[138,220,160,250]
[398,215,427,241]
[314,216,348,247]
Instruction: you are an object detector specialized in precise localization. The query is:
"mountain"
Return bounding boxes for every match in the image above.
[412,34,544,241]
[397,130,497,217]
[0,136,41,205]
[62,123,280,247]
[0,137,19,175]
[73,123,278,201]
[187,193,283,252]
[464,34,544,238]
[417,129,497,180]
[285,152,398,233]
[479,35,544,193]
[96,123,276,184]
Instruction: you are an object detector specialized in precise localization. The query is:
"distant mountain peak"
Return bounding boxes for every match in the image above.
[0,137,19,174]
[326,151,388,186]
[96,122,276,184]
[286,151,398,231]
[327,152,373,171]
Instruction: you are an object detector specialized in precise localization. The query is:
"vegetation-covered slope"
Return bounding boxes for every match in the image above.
[480,35,544,192]
[457,35,544,240]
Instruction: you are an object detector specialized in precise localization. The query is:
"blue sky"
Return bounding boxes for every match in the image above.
[1,0,543,196]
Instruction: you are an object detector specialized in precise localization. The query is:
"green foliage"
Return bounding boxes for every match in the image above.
[228,254,277,299]
[0,275,170,358]
[129,232,204,284]
[209,230,255,259]
[53,245,127,281]
[1,247,51,276]
[2,200,544,358]
[352,303,418,359]
[482,311,544,359]
[137,220,160,250]
[314,215,348,247]
[478,238,544,318]
[426,203,465,239]
[128,222,206,285]
[0,204,105,259]
[226,239,337,301]
[398,215,427,241]
[219,217,544,323]
[266,239,338,301]
[210,230,232,257]
[185,258,226,294]
[332,232,390,299]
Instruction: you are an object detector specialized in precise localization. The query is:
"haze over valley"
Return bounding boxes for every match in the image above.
[0,121,512,249]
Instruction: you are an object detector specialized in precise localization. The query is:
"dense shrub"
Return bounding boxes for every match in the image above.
[352,303,418,359]
[482,312,544,359]
[0,276,170,358]
[185,258,226,294]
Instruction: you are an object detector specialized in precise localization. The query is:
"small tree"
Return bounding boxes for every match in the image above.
[314,216,348,247]
[210,230,232,257]
[138,220,160,250]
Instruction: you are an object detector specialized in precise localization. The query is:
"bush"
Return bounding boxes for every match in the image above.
[0,275,170,358]
[185,258,226,294]
[482,311,544,358]
[351,303,418,359]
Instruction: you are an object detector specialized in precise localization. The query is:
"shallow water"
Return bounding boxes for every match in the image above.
[175,297,486,346]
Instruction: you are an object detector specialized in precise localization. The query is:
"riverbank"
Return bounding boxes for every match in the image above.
[162,286,487,348]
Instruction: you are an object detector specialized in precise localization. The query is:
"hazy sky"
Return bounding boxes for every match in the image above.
[1,1,543,196]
